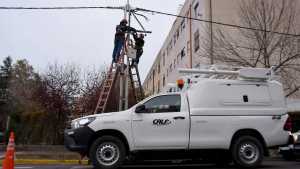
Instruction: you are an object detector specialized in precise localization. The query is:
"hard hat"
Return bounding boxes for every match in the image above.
[120,19,128,24]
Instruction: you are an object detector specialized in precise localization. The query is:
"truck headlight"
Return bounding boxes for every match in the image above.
[73,117,96,129]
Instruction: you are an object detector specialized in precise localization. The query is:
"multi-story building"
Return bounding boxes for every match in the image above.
[143,0,237,95]
[143,0,300,96]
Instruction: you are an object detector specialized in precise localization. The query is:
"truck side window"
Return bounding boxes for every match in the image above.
[143,95,181,113]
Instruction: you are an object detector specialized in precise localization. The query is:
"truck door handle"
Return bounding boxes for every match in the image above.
[133,119,143,122]
[173,116,185,120]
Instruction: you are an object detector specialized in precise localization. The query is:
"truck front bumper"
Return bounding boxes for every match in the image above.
[64,126,94,154]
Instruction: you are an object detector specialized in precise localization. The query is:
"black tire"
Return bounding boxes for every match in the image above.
[231,136,264,168]
[89,136,126,169]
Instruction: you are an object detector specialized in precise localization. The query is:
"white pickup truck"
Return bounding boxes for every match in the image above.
[65,67,290,169]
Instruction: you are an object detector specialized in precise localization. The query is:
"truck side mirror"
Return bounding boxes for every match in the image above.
[135,105,146,113]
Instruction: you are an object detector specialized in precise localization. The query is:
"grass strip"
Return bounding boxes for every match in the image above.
[0,159,89,165]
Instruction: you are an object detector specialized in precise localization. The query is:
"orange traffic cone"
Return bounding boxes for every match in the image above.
[2,132,15,169]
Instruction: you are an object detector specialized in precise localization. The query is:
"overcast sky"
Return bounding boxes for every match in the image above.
[0,0,185,81]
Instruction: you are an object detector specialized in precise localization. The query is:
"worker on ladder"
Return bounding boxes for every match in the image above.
[112,19,136,63]
[132,33,145,66]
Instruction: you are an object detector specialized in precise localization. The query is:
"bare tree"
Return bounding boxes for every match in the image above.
[202,0,300,97]
[38,63,81,144]
[73,67,105,117]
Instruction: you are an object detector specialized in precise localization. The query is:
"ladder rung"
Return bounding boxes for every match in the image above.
[99,99,106,103]
[102,96,108,99]
[101,94,108,98]
[101,91,109,95]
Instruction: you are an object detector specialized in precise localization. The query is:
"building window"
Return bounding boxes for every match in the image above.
[194,2,199,18]
[158,62,161,74]
[157,80,160,93]
[194,30,200,52]
[169,63,173,72]
[174,59,176,68]
[181,19,185,32]
[152,70,155,94]
[177,53,180,63]
[181,47,186,59]
[163,52,165,66]
[167,41,172,55]
[174,34,177,45]
[177,29,180,39]
[298,39,300,54]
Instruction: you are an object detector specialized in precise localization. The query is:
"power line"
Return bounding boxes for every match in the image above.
[135,8,300,37]
[0,5,299,37]
[0,6,123,10]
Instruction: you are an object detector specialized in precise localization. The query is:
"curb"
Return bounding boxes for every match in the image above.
[0,159,89,165]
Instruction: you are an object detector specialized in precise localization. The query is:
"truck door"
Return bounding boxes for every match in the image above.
[131,94,189,149]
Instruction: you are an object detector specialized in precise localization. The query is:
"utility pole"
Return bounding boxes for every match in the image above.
[117,0,151,111]
[124,0,131,110]
[119,0,131,111]
[209,0,214,65]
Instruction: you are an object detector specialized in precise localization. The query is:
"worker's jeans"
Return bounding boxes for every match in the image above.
[112,39,124,63]
[135,48,143,64]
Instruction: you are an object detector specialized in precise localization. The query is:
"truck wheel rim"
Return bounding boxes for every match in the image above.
[96,142,120,166]
[239,142,259,164]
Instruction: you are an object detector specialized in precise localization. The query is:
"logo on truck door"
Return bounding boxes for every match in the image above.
[153,119,171,126]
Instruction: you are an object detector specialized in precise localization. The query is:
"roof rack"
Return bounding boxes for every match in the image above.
[178,65,279,82]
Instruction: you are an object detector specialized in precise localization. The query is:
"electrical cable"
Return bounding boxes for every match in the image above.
[135,7,300,37]
[0,5,298,37]
[0,6,123,10]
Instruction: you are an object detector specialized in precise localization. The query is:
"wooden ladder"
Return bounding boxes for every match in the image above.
[94,63,118,114]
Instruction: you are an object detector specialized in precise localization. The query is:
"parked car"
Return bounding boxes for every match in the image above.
[279,131,300,160]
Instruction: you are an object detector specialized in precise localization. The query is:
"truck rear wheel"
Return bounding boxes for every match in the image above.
[231,136,263,168]
[89,136,126,169]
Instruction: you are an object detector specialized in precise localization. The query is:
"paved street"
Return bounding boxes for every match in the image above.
[12,159,300,169]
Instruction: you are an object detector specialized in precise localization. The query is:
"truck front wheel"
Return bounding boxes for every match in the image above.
[231,136,264,168]
[89,136,126,169]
